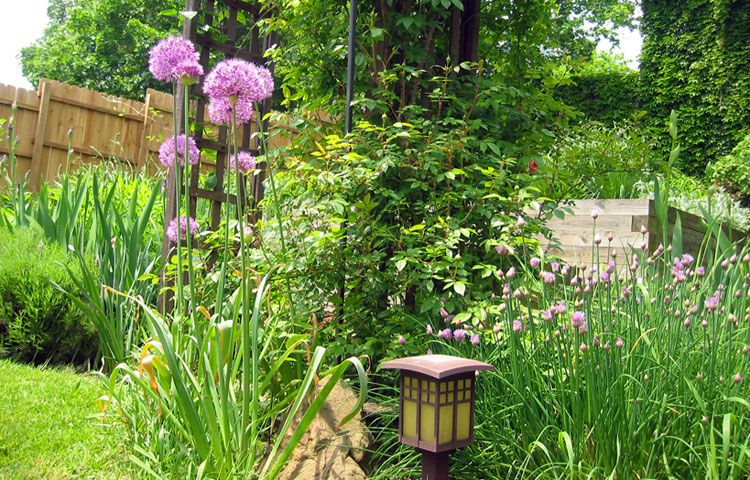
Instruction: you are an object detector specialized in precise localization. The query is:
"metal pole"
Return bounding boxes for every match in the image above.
[336,0,357,357]
[345,0,357,135]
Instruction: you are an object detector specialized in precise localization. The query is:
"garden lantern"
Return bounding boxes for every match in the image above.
[381,354,494,480]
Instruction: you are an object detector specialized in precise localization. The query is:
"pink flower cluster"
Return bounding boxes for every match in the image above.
[148,36,203,84]
[166,216,200,243]
[229,152,257,174]
[203,58,274,125]
[158,135,201,167]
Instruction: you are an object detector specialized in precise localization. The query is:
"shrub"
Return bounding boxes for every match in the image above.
[709,132,750,206]
[0,227,97,365]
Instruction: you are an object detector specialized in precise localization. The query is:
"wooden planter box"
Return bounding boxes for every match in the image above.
[537,199,746,266]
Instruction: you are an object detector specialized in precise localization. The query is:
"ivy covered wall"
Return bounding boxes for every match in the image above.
[640,0,750,175]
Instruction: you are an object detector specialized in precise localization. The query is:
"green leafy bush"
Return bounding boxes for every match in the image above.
[709,132,750,206]
[0,227,97,365]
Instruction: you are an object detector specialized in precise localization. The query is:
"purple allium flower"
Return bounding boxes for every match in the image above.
[556,300,567,315]
[542,309,553,322]
[438,328,452,340]
[616,337,624,349]
[591,209,599,219]
[681,253,694,266]
[580,342,588,352]
[204,58,273,103]
[229,151,257,174]
[493,324,500,334]
[551,262,560,272]
[517,216,527,227]
[640,224,647,234]
[561,264,570,276]
[593,334,600,347]
[571,311,585,328]
[696,266,706,277]
[530,257,541,268]
[607,232,614,242]
[440,307,450,319]
[166,216,199,243]
[158,135,201,167]
[398,335,406,345]
[426,324,433,335]
[470,334,480,346]
[495,244,509,255]
[506,267,516,279]
[149,36,203,83]
[600,271,610,283]
[734,372,742,383]
[208,96,254,125]
[453,329,467,340]
[578,321,588,334]
[705,295,719,312]
[513,320,522,333]
[594,233,602,245]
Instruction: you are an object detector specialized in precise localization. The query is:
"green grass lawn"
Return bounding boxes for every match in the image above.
[0,359,134,480]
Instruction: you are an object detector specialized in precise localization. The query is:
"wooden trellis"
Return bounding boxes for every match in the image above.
[160,0,275,310]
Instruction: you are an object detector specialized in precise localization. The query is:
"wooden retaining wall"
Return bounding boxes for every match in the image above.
[538,199,746,265]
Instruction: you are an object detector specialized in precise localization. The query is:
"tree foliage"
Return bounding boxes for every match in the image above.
[640,0,750,175]
[20,0,181,99]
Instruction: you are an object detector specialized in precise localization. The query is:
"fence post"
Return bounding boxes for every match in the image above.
[29,79,51,191]
[136,90,153,170]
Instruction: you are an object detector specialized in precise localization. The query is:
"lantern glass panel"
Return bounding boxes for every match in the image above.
[456,400,471,440]
[439,405,454,444]
[403,399,418,439]
[420,404,436,443]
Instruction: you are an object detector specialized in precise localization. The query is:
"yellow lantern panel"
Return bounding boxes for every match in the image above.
[403,399,418,440]
[439,405,454,444]
[456,401,471,440]
[420,404,436,443]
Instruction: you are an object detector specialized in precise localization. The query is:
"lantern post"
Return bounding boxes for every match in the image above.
[381,354,494,480]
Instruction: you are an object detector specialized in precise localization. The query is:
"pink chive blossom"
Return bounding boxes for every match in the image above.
[453,329,467,341]
[542,309,553,322]
[607,232,614,242]
[580,342,588,352]
[550,262,560,272]
[148,36,203,83]
[438,328,452,340]
[398,335,406,345]
[158,135,200,167]
[640,224,647,234]
[571,311,585,328]
[166,216,199,243]
[203,58,273,103]
[530,257,541,268]
[517,216,527,227]
[591,209,599,219]
[512,320,522,333]
[578,322,588,334]
[506,267,516,279]
[734,372,742,383]
[470,334,480,346]
[440,307,450,319]
[615,337,624,349]
[493,324,500,334]
[426,324,433,334]
[495,244,509,255]
[229,152,257,174]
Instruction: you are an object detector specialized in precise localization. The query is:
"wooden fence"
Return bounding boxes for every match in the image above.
[0,78,293,190]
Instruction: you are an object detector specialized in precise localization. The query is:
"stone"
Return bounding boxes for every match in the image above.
[275,376,373,480]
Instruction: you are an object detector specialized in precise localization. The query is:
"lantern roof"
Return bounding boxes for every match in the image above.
[381,354,494,379]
